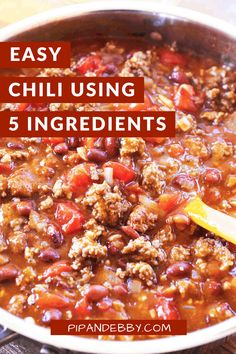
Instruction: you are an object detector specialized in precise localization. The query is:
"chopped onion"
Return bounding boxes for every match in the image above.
[127,278,142,293]
[104,167,114,185]
[158,94,174,109]
[139,194,159,214]
[76,147,88,161]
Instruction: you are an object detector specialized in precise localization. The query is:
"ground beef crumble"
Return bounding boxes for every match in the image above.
[183,137,209,159]
[203,65,236,112]
[82,181,131,226]
[121,236,166,266]
[69,219,107,283]
[211,140,234,163]
[117,261,156,287]
[170,245,192,262]
[142,162,166,197]
[194,237,235,271]
[127,205,158,233]
[152,225,176,246]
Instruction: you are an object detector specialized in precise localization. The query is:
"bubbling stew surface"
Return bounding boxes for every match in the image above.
[0,40,235,340]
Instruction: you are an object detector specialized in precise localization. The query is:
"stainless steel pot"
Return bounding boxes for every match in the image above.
[0,1,235,353]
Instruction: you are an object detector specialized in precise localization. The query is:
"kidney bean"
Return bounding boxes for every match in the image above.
[125,182,144,195]
[97,297,112,311]
[203,280,222,297]
[43,260,71,278]
[104,138,119,157]
[0,264,18,282]
[16,201,34,217]
[117,258,127,269]
[112,285,128,297]
[103,64,117,76]
[172,173,196,192]
[85,285,109,302]
[166,262,192,279]
[203,168,222,184]
[67,137,81,148]
[94,138,104,149]
[42,309,62,324]
[7,142,25,150]
[107,243,120,255]
[38,248,60,262]
[54,143,69,155]
[46,224,64,248]
[121,226,140,239]
[155,297,180,320]
[170,69,189,84]
[87,148,108,163]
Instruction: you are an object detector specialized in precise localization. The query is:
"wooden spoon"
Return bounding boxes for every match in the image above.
[184,196,236,245]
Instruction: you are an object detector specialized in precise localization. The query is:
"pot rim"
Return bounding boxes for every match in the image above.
[0,1,235,353]
[0,0,236,41]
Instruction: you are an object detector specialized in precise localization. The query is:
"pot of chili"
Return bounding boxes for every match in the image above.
[0,1,235,353]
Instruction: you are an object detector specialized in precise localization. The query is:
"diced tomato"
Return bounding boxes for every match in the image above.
[155,297,180,320]
[76,55,106,75]
[159,48,187,66]
[0,163,12,175]
[144,137,166,144]
[43,137,65,146]
[74,298,92,317]
[104,161,135,183]
[174,84,197,112]
[43,260,72,278]
[113,93,154,111]
[158,193,180,214]
[18,103,29,111]
[37,293,70,309]
[76,55,100,74]
[67,163,93,195]
[55,202,85,235]
[167,143,185,157]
